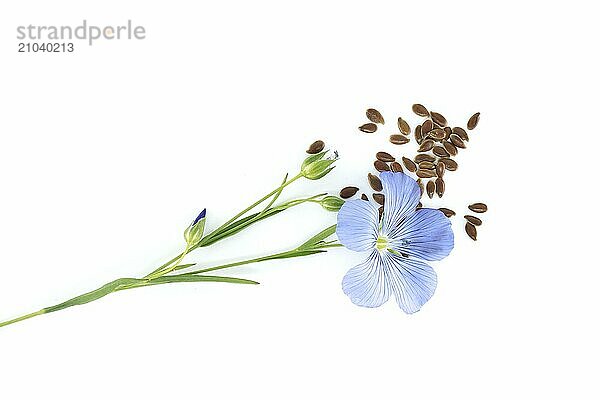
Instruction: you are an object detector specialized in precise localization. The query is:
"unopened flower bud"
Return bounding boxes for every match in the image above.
[184,209,206,246]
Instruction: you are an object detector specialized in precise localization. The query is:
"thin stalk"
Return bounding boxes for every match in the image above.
[143,173,303,280]
[0,310,45,328]
[200,173,302,244]
[145,243,191,280]
[143,252,185,279]
[177,251,297,276]
[0,224,339,329]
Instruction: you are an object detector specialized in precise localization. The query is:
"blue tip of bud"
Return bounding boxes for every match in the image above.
[192,209,207,226]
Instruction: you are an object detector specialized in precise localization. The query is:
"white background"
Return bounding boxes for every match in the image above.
[0,1,598,398]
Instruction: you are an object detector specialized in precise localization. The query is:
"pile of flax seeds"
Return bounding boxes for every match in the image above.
[347,104,488,241]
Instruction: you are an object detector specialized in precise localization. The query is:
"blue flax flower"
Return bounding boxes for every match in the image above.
[336,172,454,313]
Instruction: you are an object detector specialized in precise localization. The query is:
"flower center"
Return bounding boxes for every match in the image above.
[376,235,389,251]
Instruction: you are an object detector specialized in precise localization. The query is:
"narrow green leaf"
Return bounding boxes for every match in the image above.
[298,224,337,250]
[44,278,142,313]
[263,249,325,261]
[171,263,196,272]
[148,275,260,285]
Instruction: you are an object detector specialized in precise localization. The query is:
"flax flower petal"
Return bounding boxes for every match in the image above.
[336,199,379,252]
[388,208,454,261]
[380,251,438,314]
[342,251,390,308]
[379,172,422,238]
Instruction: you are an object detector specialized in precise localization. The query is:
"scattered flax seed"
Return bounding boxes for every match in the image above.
[306,140,325,154]
[426,180,435,199]
[378,206,384,220]
[468,203,488,213]
[389,134,410,145]
[430,112,447,127]
[402,156,417,172]
[464,215,482,226]
[374,160,390,172]
[418,161,436,170]
[414,125,423,144]
[414,154,435,163]
[412,104,429,117]
[416,179,424,196]
[375,151,396,162]
[442,141,458,156]
[450,134,466,149]
[368,173,383,191]
[433,145,450,157]
[418,139,434,152]
[452,126,469,141]
[376,151,395,162]
[361,193,369,201]
[429,128,446,141]
[436,161,445,178]
[422,120,434,134]
[439,157,458,171]
[359,123,378,133]
[465,222,478,240]
[443,127,452,140]
[397,117,411,135]
[439,208,455,217]
[339,186,359,199]
[467,112,480,130]
[373,193,385,205]
[390,161,403,173]
[416,169,436,178]
[435,177,445,197]
[366,109,385,124]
